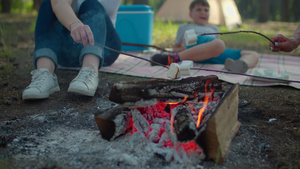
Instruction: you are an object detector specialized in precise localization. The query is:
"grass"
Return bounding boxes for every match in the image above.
[0,24,14,76]
[0,14,36,76]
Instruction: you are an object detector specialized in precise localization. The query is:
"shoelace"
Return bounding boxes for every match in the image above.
[73,68,96,83]
[27,70,49,88]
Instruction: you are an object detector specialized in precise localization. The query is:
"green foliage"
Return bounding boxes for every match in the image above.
[11,0,33,13]
[0,0,34,13]
[30,20,36,33]
[0,24,15,76]
[153,19,185,48]
[148,0,165,13]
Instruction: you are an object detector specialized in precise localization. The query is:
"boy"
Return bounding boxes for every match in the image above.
[151,0,259,74]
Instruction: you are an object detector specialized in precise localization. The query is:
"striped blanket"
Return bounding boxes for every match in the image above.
[58,51,300,89]
[99,51,300,89]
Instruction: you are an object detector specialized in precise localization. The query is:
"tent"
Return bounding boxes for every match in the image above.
[155,0,242,29]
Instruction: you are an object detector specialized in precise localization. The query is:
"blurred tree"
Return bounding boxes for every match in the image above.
[291,0,300,21]
[33,0,43,11]
[281,0,290,22]
[257,0,270,22]
[235,0,257,20]
[269,0,280,21]
[1,0,11,13]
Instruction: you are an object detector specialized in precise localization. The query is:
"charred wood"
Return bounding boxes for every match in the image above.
[109,75,222,104]
[173,105,198,142]
[94,106,132,140]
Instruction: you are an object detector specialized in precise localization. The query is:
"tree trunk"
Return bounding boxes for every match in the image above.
[33,0,43,11]
[1,0,11,13]
[281,0,290,22]
[291,0,300,21]
[257,0,270,22]
[132,0,148,5]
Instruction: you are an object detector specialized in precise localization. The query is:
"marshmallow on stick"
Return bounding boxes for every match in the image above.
[184,29,197,46]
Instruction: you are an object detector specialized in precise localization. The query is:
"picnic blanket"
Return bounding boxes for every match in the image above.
[99,51,300,89]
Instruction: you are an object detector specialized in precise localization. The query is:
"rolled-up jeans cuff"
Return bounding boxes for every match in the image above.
[34,48,58,69]
[79,45,104,69]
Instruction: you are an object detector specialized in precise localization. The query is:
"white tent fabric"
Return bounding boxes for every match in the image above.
[156,0,242,29]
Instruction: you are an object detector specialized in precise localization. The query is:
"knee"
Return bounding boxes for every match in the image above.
[242,51,260,60]
[212,39,226,57]
[80,0,106,14]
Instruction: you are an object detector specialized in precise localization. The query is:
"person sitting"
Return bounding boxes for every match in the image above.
[151,0,259,74]
[22,0,122,100]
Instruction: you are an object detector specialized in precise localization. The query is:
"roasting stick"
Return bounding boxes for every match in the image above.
[95,42,169,68]
[94,30,300,84]
[200,30,276,45]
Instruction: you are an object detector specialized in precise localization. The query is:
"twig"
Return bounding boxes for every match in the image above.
[200,30,275,45]
[95,42,169,68]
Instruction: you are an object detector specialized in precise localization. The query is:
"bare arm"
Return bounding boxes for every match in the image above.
[51,0,94,47]
[51,0,78,31]
[270,24,300,52]
[292,24,300,45]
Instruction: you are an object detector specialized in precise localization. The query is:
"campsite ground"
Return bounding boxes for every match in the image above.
[0,14,300,169]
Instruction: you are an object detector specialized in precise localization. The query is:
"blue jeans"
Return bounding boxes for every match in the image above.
[34,0,121,69]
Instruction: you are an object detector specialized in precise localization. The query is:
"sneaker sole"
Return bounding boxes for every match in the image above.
[22,86,60,100]
[224,59,249,74]
[67,87,96,96]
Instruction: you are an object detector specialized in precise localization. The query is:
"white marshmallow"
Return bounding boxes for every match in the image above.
[167,63,181,79]
[184,29,197,46]
[254,69,264,76]
[179,60,193,76]
[279,72,289,80]
[264,69,274,77]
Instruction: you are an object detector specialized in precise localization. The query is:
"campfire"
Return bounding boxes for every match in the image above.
[94,75,240,163]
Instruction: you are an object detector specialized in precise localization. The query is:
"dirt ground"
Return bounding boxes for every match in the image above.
[0,14,300,169]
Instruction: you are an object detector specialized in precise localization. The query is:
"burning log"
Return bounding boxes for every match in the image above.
[172,105,198,142]
[109,75,222,104]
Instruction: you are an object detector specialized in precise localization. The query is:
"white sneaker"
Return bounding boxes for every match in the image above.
[67,65,99,96]
[224,58,249,74]
[22,68,60,100]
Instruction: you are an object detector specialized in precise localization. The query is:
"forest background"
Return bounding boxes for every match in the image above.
[1,0,300,22]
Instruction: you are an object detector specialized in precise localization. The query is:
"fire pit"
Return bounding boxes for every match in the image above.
[94,75,240,163]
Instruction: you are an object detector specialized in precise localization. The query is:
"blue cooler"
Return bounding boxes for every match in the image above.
[116,5,153,51]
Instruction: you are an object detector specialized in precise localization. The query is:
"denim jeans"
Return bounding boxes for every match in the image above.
[34,0,121,69]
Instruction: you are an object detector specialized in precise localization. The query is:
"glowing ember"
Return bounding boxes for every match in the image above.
[126,80,219,159]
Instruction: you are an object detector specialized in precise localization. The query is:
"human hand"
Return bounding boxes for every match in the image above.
[270,34,297,52]
[70,22,94,47]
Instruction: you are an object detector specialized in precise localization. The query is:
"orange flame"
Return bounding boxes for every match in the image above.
[196,80,215,128]
[167,55,172,65]
[167,96,188,105]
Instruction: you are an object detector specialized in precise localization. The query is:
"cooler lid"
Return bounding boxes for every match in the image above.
[118,5,153,12]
